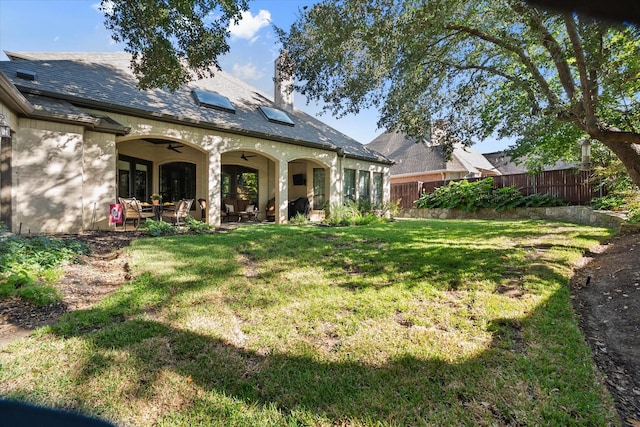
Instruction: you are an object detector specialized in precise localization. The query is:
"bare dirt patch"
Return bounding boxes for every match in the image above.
[0,231,141,348]
[571,230,640,426]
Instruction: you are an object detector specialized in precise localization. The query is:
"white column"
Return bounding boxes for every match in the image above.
[208,150,221,226]
[277,160,288,223]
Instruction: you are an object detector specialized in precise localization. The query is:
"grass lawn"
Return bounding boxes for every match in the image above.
[0,219,619,426]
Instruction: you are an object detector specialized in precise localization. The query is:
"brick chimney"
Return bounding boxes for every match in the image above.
[274,50,294,112]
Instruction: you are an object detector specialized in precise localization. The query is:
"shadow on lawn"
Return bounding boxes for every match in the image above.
[5,221,617,425]
[39,285,611,426]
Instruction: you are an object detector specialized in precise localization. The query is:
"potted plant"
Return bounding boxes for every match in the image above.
[151,193,162,205]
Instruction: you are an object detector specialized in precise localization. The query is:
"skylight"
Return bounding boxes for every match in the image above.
[192,89,235,113]
[16,69,37,81]
[259,106,295,126]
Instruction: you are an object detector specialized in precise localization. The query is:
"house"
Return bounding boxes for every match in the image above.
[483,151,577,175]
[0,51,392,234]
[366,130,500,184]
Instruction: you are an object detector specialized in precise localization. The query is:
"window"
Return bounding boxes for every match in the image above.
[259,106,295,126]
[192,89,235,113]
[358,170,370,203]
[372,172,384,208]
[221,165,258,202]
[118,155,152,201]
[160,162,196,203]
[343,169,356,203]
[313,168,326,210]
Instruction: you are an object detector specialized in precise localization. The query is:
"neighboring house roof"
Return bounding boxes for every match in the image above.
[366,131,500,177]
[483,151,577,174]
[0,51,391,164]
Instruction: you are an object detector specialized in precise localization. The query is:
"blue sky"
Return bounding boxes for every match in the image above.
[0,0,509,152]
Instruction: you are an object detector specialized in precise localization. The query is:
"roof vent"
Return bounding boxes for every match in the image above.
[16,69,37,81]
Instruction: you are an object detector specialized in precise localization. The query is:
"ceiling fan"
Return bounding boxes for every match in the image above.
[167,144,184,153]
[241,152,257,161]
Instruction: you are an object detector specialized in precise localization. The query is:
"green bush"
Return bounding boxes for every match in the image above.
[591,194,628,210]
[185,217,215,233]
[628,205,640,223]
[323,200,388,226]
[290,212,309,225]
[145,217,215,236]
[0,235,86,306]
[144,219,177,236]
[415,178,566,212]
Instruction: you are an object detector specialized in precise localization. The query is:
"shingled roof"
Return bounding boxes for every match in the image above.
[0,51,390,164]
[366,131,499,177]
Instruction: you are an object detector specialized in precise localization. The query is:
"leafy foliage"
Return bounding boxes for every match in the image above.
[415,178,565,211]
[280,1,640,186]
[323,200,384,226]
[289,212,310,225]
[101,0,249,91]
[0,235,87,306]
[590,156,640,221]
[144,219,178,236]
[144,217,215,236]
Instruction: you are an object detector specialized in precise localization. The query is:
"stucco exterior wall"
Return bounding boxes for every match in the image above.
[14,119,85,233]
[83,131,117,231]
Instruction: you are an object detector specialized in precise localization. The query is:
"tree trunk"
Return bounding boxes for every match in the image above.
[600,139,640,188]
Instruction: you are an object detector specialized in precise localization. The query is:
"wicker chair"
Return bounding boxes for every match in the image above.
[162,198,194,225]
[118,197,154,230]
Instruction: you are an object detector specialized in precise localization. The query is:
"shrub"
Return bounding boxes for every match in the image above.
[415,177,566,211]
[0,235,86,306]
[144,219,177,236]
[591,194,628,211]
[628,205,640,223]
[415,178,495,211]
[323,200,388,226]
[185,216,215,233]
[290,212,309,225]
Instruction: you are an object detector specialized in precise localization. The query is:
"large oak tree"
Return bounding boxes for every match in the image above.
[278,0,640,185]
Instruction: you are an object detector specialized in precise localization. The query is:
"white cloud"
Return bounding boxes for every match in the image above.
[232,63,264,81]
[229,10,271,43]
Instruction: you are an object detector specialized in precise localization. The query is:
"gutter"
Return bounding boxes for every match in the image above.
[0,72,33,115]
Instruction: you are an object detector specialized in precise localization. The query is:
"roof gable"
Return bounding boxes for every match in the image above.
[366,131,498,176]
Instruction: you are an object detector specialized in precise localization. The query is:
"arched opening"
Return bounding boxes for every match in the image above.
[221,164,258,202]
[160,161,196,203]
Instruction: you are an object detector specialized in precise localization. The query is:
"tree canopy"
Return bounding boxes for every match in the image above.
[279,0,640,186]
[100,0,249,91]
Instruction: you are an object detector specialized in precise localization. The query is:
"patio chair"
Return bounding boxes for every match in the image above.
[197,198,206,220]
[266,197,276,221]
[118,197,154,230]
[162,198,194,225]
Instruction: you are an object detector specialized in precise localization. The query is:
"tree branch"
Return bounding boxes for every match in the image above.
[508,1,576,100]
[564,13,598,131]
[444,61,541,112]
[446,24,560,108]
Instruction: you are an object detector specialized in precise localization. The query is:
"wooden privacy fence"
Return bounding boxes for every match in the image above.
[391,169,604,209]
